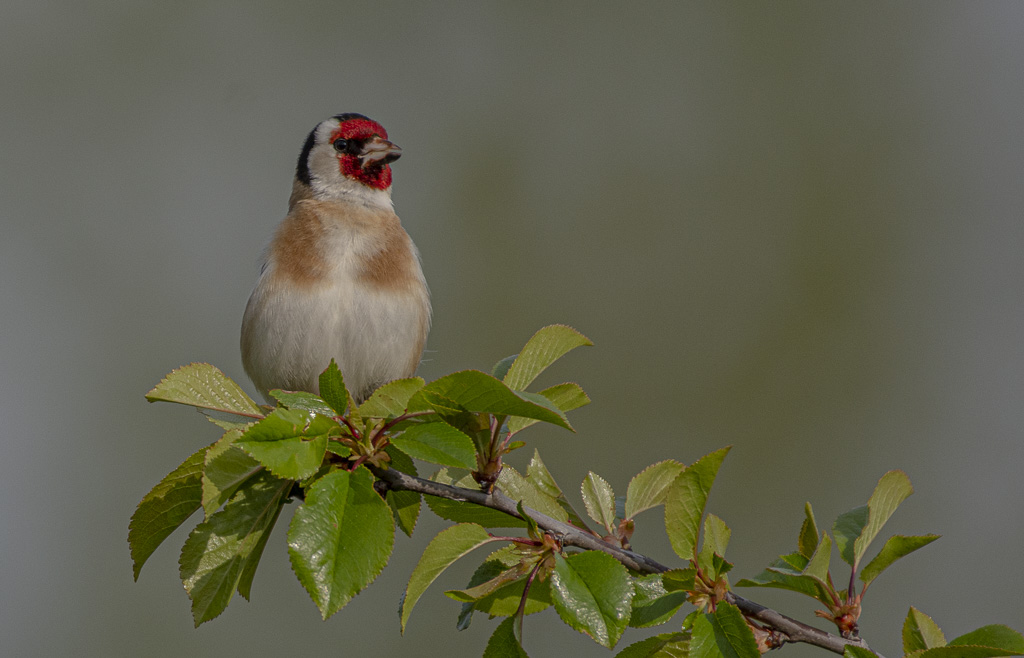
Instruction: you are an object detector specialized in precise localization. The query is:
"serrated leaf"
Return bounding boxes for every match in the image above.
[527,450,590,529]
[466,562,552,618]
[803,533,832,588]
[483,616,531,658]
[833,505,869,567]
[737,553,830,601]
[408,370,572,430]
[384,445,420,536]
[614,632,691,658]
[860,534,939,586]
[146,363,263,417]
[318,359,350,414]
[582,472,617,532]
[499,466,569,523]
[661,568,697,593]
[904,607,947,653]
[503,325,593,392]
[798,502,819,559]
[268,390,336,417]
[179,472,291,625]
[390,422,476,470]
[236,408,332,480]
[853,470,914,568]
[202,429,262,519]
[697,514,731,580]
[690,602,760,658]
[625,460,686,520]
[508,382,591,433]
[551,551,633,648]
[399,523,494,631]
[358,377,425,418]
[287,468,394,619]
[629,574,689,628]
[664,447,730,560]
[129,446,206,580]
[949,626,1024,652]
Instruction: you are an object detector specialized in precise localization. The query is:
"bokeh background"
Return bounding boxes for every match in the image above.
[3,2,1022,656]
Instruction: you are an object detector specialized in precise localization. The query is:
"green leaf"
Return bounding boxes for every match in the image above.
[664,447,730,560]
[737,553,830,601]
[904,607,947,653]
[146,363,263,417]
[833,505,869,567]
[446,564,530,603]
[844,646,877,658]
[462,557,552,618]
[629,573,689,628]
[390,422,477,470]
[318,359,350,415]
[581,472,617,532]
[860,534,939,586]
[287,468,394,619]
[690,602,760,658]
[527,450,589,529]
[625,460,686,520]
[798,502,819,559]
[268,390,336,418]
[408,370,572,430]
[614,632,691,658]
[508,382,591,433]
[383,445,420,537]
[854,470,914,568]
[399,523,494,632]
[697,514,731,580]
[236,408,332,480]
[358,377,425,418]
[129,446,206,580]
[503,325,593,391]
[483,616,530,658]
[661,568,697,593]
[550,551,633,648]
[202,429,262,519]
[179,472,291,625]
[499,466,569,523]
[949,626,1024,652]
[802,533,832,589]
[491,355,518,382]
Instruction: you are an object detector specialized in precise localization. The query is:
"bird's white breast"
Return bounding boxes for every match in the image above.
[241,199,429,403]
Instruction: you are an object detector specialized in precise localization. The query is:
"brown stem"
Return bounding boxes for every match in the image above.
[367,466,884,657]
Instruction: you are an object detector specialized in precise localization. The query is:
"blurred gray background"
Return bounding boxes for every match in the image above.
[3,2,1022,656]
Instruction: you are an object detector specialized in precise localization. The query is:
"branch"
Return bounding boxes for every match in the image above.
[370,466,883,657]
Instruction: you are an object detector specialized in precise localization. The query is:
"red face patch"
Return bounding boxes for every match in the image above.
[331,119,393,190]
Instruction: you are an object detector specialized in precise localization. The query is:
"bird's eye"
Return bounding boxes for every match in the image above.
[332,138,348,152]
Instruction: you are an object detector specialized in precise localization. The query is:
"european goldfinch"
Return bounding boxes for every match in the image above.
[241,114,430,404]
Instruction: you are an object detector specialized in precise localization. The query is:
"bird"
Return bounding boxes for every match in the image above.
[241,113,430,405]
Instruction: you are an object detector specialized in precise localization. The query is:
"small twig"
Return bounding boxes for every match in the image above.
[369,466,883,657]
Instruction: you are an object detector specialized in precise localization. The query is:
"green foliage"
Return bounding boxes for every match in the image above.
[179,472,291,625]
[550,551,633,648]
[900,607,1024,657]
[130,324,1022,657]
[689,602,760,658]
[129,446,206,579]
[287,468,394,619]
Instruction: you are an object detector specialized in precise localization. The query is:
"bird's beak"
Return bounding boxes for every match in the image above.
[359,135,402,169]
